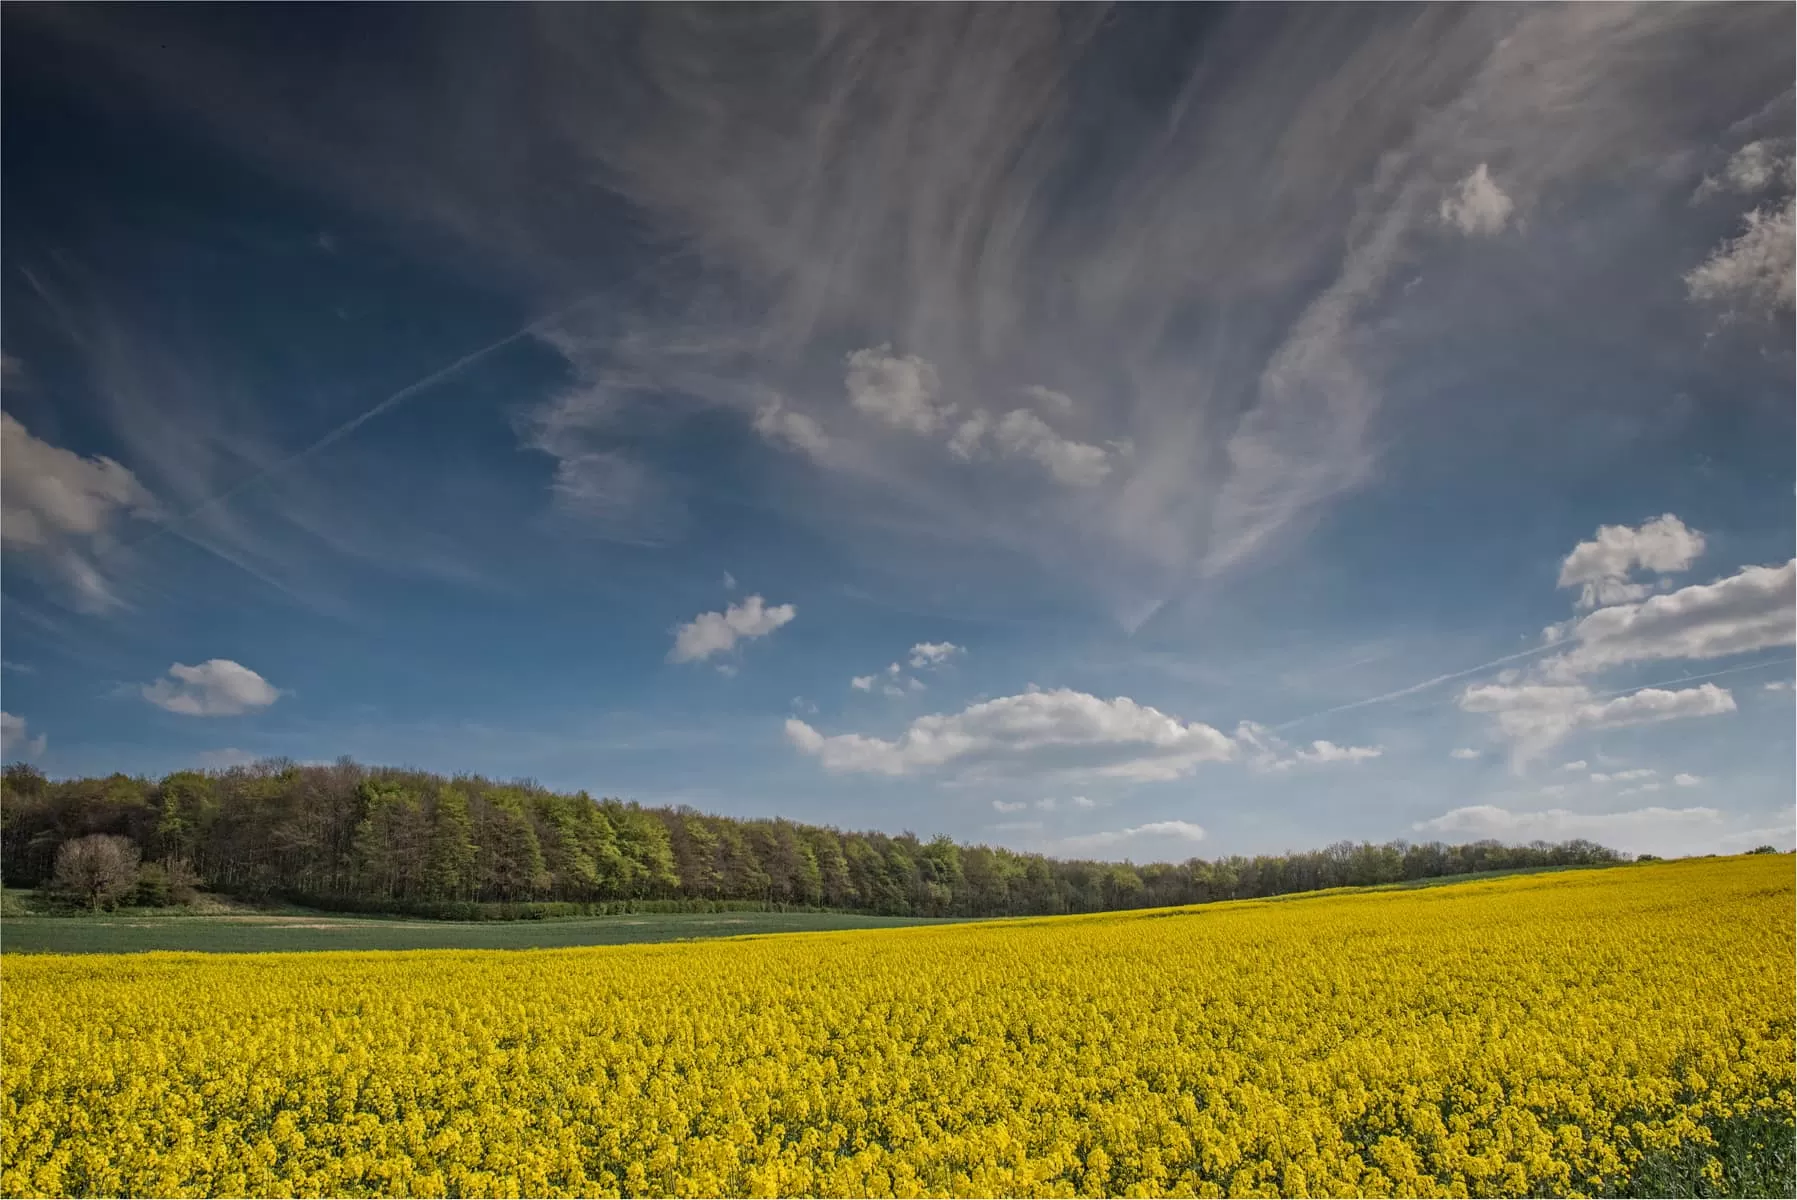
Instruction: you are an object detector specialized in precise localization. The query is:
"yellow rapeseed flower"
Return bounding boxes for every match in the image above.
[1,857,1791,1198]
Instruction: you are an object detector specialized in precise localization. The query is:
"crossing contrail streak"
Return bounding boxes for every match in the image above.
[1272,641,1563,731]
[1590,654,1792,697]
[144,293,603,542]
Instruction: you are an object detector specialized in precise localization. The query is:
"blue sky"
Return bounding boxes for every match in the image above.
[2,5,1792,861]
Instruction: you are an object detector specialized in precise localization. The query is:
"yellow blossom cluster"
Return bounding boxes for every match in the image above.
[3,855,1791,1197]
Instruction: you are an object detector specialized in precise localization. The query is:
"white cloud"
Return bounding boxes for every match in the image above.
[522,385,684,545]
[908,641,965,668]
[1673,772,1703,787]
[1618,782,1662,796]
[1235,722,1382,772]
[1766,680,1794,692]
[1593,768,1657,783]
[850,675,875,691]
[1560,760,1588,771]
[1414,804,1722,855]
[668,595,797,663]
[1021,384,1076,415]
[722,571,737,590]
[1557,515,1705,610]
[946,412,990,461]
[752,397,830,457]
[0,712,46,759]
[197,747,260,770]
[1,660,34,674]
[141,660,282,717]
[1070,795,1098,809]
[1450,747,1481,760]
[992,409,1112,488]
[991,799,1028,813]
[1686,196,1795,316]
[1546,560,1795,677]
[1439,163,1514,235]
[785,687,1235,781]
[1036,797,1058,812]
[0,413,160,611]
[1293,740,1382,766]
[1458,681,1736,758]
[845,345,951,434]
[1696,140,1794,199]
[1055,820,1208,857]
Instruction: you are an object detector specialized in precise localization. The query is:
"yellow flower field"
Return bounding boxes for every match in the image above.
[3,856,1792,1198]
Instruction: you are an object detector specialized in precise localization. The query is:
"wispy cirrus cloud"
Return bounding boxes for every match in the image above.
[35,5,1788,628]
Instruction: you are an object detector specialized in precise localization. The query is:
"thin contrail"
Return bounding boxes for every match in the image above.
[1590,654,1792,697]
[1273,641,1564,730]
[134,292,603,545]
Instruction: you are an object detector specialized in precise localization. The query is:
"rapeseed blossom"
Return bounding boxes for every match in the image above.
[2,856,1791,1197]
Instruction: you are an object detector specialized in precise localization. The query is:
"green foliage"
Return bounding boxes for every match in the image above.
[2,758,1632,920]
[1604,1110,1796,1198]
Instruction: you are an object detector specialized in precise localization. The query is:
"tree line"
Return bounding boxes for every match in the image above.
[0,758,1631,918]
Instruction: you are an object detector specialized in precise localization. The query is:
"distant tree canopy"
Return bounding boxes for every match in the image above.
[0,759,1629,918]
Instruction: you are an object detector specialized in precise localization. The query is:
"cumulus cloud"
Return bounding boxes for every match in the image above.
[1055,820,1208,857]
[1021,385,1076,415]
[1458,681,1736,759]
[990,409,1113,488]
[722,571,737,590]
[1766,680,1794,692]
[0,413,160,611]
[1560,760,1588,771]
[197,747,261,770]
[1591,768,1655,783]
[141,659,282,716]
[1235,721,1382,772]
[1439,163,1515,235]
[1293,740,1382,766]
[1070,795,1098,809]
[849,675,875,691]
[1686,196,1795,316]
[908,641,965,668]
[1688,137,1793,317]
[0,711,46,759]
[1557,514,1705,610]
[785,687,1235,781]
[1449,747,1481,760]
[668,594,796,663]
[991,799,1028,813]
[1695,139,1795,199]
[1545,559,1795,677]
[1414,804,1722,853]
[845,344,951,434]
[752,397,830,458]
[949,406,1116,487]
[1673,772,1703,787]
[946,412,990,461]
